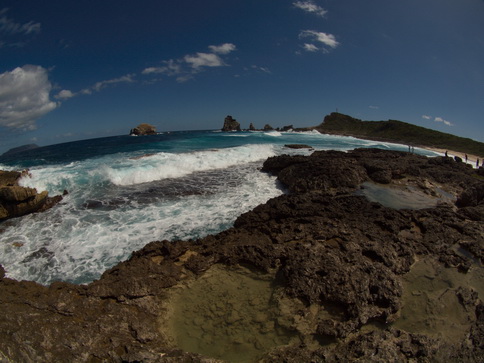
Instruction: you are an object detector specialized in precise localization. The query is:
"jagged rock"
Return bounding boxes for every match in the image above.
[0,149,483,362]
[221,115,241,132]
[264,124,274,131]
[284,144,312,149]
[249,122,256,131]
[280,125,293,132]
[129,123,157,136]
[0,170,63,220]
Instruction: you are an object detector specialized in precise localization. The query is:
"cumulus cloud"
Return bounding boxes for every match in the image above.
[293,1,327,17]
[434,116,453,126]
[421,115,432,120]
[369,105,379,109]
[0,65,57,130]
[300,30,339,49]
[142,43,237,82]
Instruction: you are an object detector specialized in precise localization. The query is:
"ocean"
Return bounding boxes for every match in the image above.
[0,130,438,285]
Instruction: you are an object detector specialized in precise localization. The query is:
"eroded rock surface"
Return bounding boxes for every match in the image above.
[0,170,63,221]
[0,149,483,362]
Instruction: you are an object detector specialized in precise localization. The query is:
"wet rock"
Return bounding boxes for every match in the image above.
[0,149,483,362]
[0,170,63,221]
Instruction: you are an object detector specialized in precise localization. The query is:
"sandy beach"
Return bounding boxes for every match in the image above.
[420,146,483,168]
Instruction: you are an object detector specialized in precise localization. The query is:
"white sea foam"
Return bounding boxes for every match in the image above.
[1,161,282,285]
[103,144,276,186]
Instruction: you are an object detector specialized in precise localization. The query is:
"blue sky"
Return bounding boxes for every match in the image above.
[1,0,483,153]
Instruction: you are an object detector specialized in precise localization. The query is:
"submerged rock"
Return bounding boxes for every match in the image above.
[0,149,483,362]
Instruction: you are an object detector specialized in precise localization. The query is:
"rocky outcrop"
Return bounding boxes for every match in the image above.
[0,149,483,362]
[221,115,241,132]
[249,122,256,131]
[263,124,274,131]
[0,170,62,220]
[129,123,157,136]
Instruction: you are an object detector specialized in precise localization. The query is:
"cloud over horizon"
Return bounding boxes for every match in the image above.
[0,65,57,130]
[422,114,453,126]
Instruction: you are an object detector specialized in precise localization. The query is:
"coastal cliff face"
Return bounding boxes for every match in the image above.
[0,149,483,362]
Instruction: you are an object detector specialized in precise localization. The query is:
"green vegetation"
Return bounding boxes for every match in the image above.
[312,113,484,156]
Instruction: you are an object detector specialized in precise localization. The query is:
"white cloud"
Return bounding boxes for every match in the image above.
[422,115,432,120]
[303,43,319,52]
[142,59,182,76]
[142,43,237,82]
[184,52,224,69]
[0,8,41,36]
[369,105,379,109]
[434,116,454,126]
[300,30,339,49]
[293,1,327,17]
[55,89,75,100]
[209,43,236,54]
[91,74,135,92]
[0,65,57,130]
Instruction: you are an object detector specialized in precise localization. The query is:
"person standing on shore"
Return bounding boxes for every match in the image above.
[465,154,468,163]
[477,158,480,167]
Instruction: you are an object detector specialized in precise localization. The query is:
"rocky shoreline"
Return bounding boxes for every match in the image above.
[1,149,483,362]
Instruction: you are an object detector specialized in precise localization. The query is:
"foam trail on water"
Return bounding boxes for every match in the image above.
[104,144,276,186]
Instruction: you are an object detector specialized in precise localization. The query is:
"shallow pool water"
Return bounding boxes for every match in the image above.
[356,182,453,210]
[393,258,484,342]
[166,265,294,362]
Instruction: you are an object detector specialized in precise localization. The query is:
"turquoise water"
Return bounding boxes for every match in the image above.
[0,130,438,285]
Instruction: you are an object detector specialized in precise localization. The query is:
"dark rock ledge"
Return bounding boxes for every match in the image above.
[0,149,483,362]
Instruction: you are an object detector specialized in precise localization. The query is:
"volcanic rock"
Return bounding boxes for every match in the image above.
[0,149,483,362]
[129,123,157,136]
[221,115,241,132]
[0,170,62,220]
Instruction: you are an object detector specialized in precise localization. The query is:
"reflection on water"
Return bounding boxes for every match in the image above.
[167,265,294,363]
[393,258,483,342]
[356,182,454,210]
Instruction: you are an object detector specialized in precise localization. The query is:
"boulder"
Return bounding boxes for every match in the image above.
[249,123,256,131]
[0,170,63,220]
[221,115,241,132]
[129,123,157,136]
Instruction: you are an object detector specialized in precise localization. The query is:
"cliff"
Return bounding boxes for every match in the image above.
[313,113,484,156]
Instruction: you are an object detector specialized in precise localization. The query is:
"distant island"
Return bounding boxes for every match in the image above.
[1,144,39,157]
[129,123,157,136]
[297,112,484,157]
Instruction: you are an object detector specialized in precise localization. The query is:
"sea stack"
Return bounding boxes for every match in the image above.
[130,123,157,136]
[221,115,241,132]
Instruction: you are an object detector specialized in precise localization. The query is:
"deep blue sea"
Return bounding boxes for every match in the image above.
[0,130,439,285]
